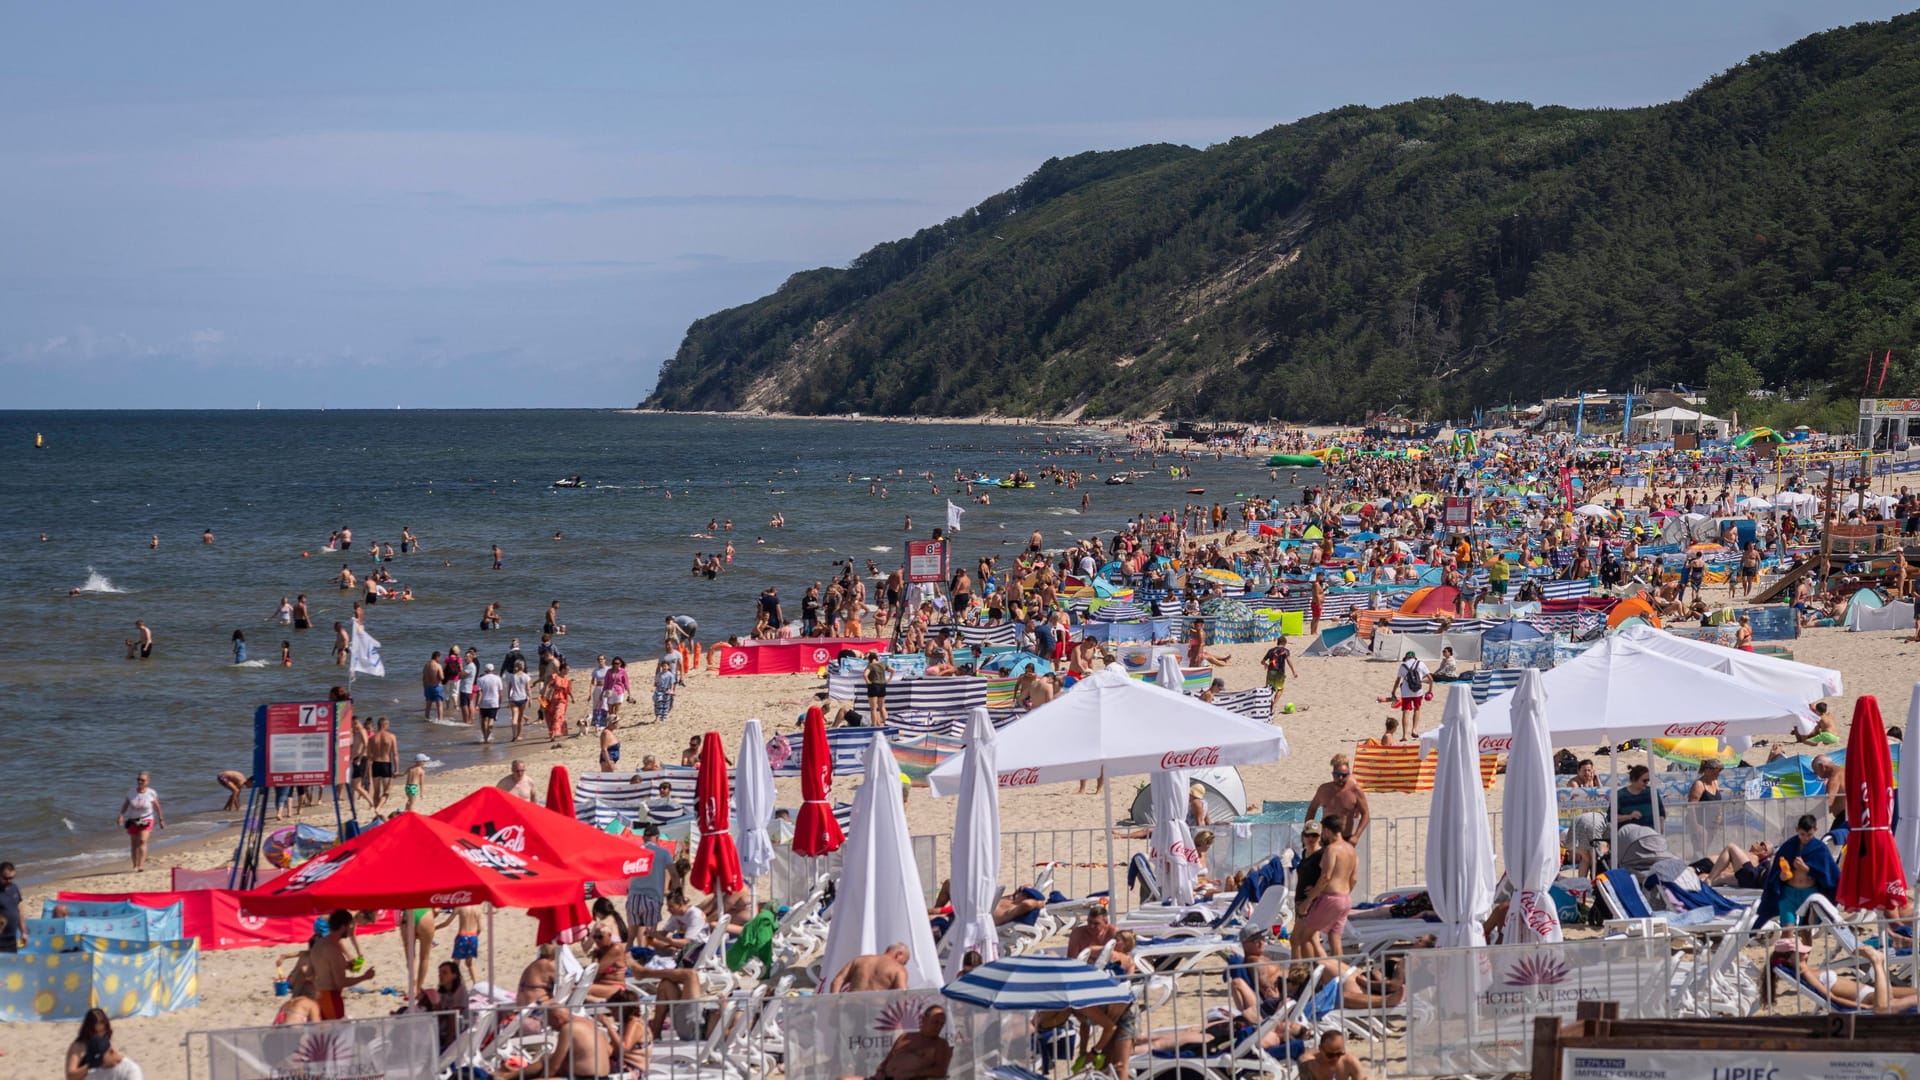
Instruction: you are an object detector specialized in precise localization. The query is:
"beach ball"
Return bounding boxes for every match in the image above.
[33,990,56,1016]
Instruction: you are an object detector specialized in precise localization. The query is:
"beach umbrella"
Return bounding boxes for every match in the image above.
[793,706,846,857]
[944,707,1000,981]
[1574,504,1613,518]
[925,664,1289,901]
[1195,567,1244,587]
[236,812,591,915]
[1419,635,1815,755]
[1425,686,1494,948]
[1148,768,1199,906]
[1837,697,1908,913]
[1896,684,1920,895]
[1500,671,1562,944]
[433,785,655,944]
[943,956,1132,1011]
[820,740,942,989]
[691,731,744,897]
[1737,496,1774,511]
[735,719,776,887]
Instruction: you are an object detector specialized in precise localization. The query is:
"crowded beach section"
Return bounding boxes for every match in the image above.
[9,417,1920,1079]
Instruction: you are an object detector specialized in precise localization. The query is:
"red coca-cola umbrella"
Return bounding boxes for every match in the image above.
[433,785,656,943]
[793,706,846,857]
[1838,695,1909,912]
[690,730,744,896]
[236,812,590,915]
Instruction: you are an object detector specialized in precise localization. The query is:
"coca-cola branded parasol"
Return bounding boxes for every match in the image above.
[1837,696,1909,912]
[235,811,591,915]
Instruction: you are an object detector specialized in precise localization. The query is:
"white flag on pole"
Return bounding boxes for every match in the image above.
[350,622,385,677]
[946,500,965,533]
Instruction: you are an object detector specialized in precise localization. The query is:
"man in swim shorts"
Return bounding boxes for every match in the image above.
[421,651,446,722]
[1294,813,1356,958]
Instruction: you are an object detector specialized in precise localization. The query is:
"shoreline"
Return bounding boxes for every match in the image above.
[620,407,1109,427]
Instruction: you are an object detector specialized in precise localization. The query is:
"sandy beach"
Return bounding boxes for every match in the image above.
[11,570,1913,1075]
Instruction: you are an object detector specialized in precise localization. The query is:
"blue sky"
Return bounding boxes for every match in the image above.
[4,2,1912,408]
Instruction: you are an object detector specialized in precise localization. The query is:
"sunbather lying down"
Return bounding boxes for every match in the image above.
[1777,944,1919,1013]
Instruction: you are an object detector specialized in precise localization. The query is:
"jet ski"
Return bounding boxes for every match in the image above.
[552,475,587,488]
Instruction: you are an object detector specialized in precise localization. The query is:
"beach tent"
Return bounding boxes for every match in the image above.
[1605,597,1661,629]
[1612,624,1840,698]
[1417,635,1815,756]
[1126,766,1250,824]
[1302,625,1365,657]
[1849,597,1915,632]
[1632,407,1725,439]
[1400,585,1460,615]
[927,664,1289,900]
[1481,619,1545,644]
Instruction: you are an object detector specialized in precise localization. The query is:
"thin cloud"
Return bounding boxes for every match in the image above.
[491,257,656,269]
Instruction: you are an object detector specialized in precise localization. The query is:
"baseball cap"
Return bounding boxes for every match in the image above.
[1239,925,1268,943]
[415,753,431,763]
[1301,821,1321,835]
[485,662,496,671]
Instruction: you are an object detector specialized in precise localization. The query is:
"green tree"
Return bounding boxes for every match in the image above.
[1706,352,1762,420]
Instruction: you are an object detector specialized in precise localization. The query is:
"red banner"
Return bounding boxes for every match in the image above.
[712,638,891,676]
[59,888,396,950]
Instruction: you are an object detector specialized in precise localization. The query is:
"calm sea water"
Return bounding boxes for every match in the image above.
[0,410,1278,877]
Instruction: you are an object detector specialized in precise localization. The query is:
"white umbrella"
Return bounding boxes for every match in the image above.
[944,707,1000,981]
[1418,635,1815,755]
[1612,623,1842,699]
[1737,496,1774,511]
[820,740,942,989]
[926,663,1288,901]
[1426,686,1495,948]
[1574,503,1613,518]
[733,718,777,905]
[1500,670,1562,944]
[1896,684,1920,894]
[1148,768,1198,906]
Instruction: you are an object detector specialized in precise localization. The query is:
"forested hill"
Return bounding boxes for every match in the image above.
[644,14,1920,422]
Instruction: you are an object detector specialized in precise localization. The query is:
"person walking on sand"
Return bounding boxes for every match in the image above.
[543,661,574,745]
[506,659,532,741]
[117,772,164,872]
[1387,652,1431,738]
[367,717,398,810]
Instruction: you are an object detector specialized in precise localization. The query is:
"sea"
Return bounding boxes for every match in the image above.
[0,410,1280,879]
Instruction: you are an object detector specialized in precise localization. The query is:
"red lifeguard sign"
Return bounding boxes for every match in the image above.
[253,700,352,788]
[907,539,947,583]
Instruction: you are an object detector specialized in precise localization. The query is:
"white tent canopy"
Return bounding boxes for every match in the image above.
[1612,624,1842,699]
[926,665,1290,795]
[1632,407,1725,438]
[1417,635,1815,755]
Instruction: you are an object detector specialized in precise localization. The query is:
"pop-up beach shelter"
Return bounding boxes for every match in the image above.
[927,663,1289,902]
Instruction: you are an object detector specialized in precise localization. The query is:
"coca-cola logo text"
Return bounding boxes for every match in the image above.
[1000,767,1042,787]
[452,840,537,880]
[621,856,653,875]
[1661,721,1727,738]
[488,824,527,852]
[1160,747,1221,769]
[430,891,475,906]
[1476,737,1515,754]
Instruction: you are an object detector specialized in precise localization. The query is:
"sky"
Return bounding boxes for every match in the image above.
[4,2,1914,409]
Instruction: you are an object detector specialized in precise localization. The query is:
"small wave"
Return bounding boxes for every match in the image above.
[232,659,272,668]
[867,545,893,552]
[77,567,127,594]
[425,717,473,729]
